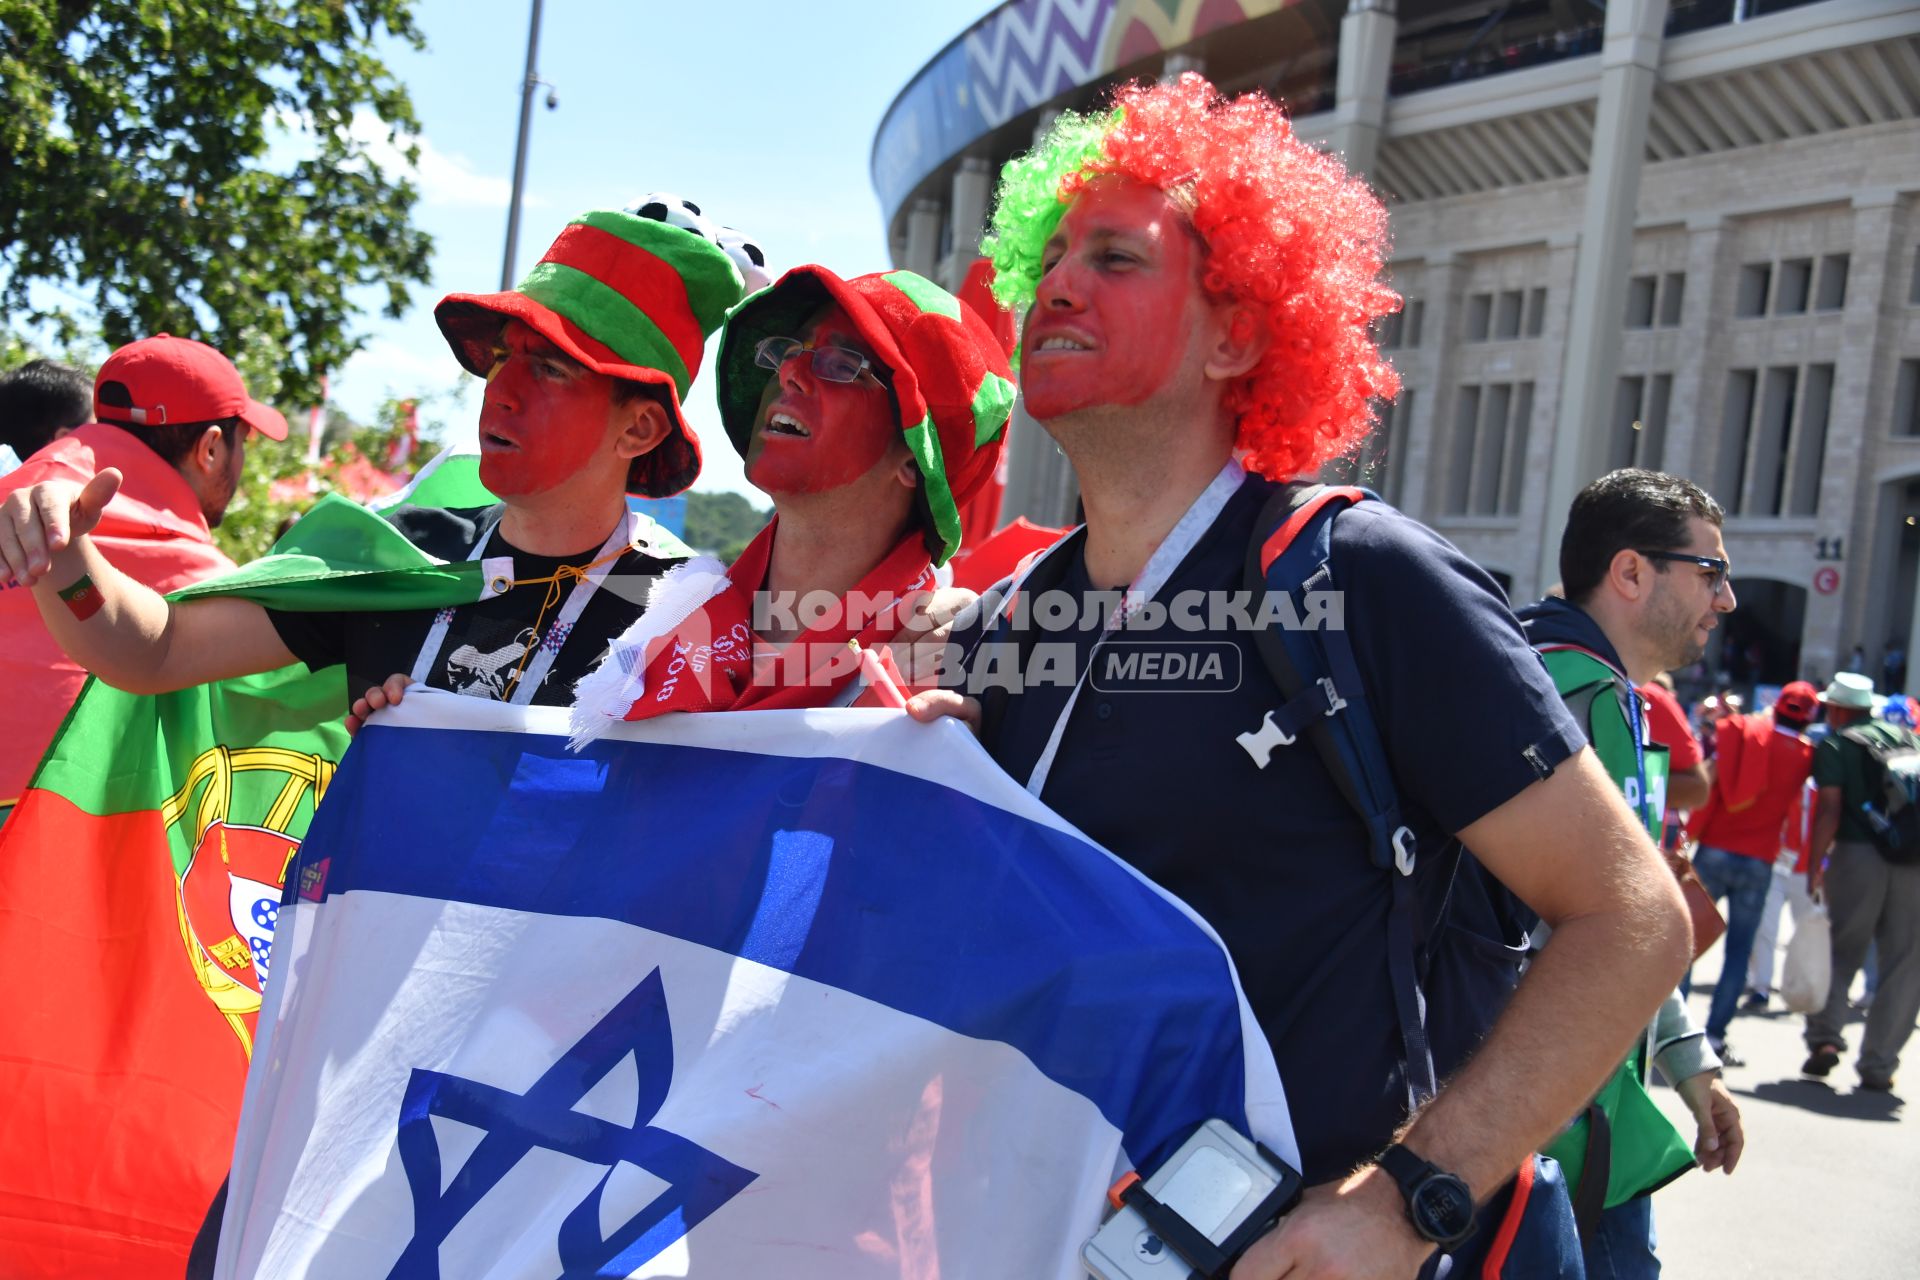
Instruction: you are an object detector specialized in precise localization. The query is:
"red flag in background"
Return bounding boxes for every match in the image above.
[387,399,419,470]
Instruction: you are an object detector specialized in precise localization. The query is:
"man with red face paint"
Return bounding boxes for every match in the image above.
[0,203,758,713]
[910,76,1691,1279]
[566,266,1014,734]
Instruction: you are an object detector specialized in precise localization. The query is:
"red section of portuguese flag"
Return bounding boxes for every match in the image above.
[0,794,247,1273]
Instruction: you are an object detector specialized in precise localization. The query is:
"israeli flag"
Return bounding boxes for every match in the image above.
[217,691,1292,1278]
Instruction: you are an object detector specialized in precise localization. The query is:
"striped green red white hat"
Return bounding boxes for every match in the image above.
[717,267,1016,564]
[435,206,750,497]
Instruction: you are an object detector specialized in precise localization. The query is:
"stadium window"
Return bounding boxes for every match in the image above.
[1775,258,1812,315]
[1718,370,1757,510]
[1641,373,1671,473]
[1406,299,1426,347]
[1608,376,1646,473]
[1749,366,1799,515]
[1501,383,1533,516]
[1788,364,1832,517]
[1472,383,1511,515]
[1385,387,1413,505]
[1376,309,1405,350]
[1736,264,1771,317]
[1447,385,1481,514]
[1815,254,1849,311]
[1910,251,1920,305]
[1494,290,1524,340]
[1524,287,1547,337]
[1895,359,1920,437]
[1465,293,1493,343]
[1658,273,1685,327]
[1624,276,1657,329]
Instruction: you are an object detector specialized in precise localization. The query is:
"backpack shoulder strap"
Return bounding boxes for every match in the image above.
[1242,482,1441,1108]
[1242,482,1411,874]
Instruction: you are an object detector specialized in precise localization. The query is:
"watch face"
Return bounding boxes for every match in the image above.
[1412,1175,1475,1243]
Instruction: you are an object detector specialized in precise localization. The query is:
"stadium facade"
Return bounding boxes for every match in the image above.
[871,0,1920,691]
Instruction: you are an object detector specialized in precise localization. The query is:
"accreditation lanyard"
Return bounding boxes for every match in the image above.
[1626,684,1655,834]
[409,510,636,705]
[1022,459,1246,797]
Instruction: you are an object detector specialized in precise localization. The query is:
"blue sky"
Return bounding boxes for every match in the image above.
[329,0,986,500]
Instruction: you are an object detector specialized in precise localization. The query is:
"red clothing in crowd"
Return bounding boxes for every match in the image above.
[1639,681,1704,770]
[1638,681,1703,848]
[1687,711,1815,862]
[0,425,234,804]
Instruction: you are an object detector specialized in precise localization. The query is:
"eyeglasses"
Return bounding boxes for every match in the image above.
[1638,549,1731,596]
[754,336,881,385]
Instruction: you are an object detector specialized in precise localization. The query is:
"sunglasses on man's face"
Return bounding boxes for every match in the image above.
[1638,549,1731,596]
[754,336,880,385]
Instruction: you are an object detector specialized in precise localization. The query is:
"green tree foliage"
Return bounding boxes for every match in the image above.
[684,490,770,562]
[0,0,433,407]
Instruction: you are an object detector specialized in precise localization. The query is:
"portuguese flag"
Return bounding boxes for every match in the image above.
[0,461,506,1276]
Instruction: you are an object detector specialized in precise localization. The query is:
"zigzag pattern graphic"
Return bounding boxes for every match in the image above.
[963,0,1115,128]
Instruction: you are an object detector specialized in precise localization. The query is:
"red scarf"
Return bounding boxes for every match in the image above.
[617,519,933,720]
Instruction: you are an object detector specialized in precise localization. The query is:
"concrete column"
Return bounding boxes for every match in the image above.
[904,197,943,280]
[1663,214,1725,485]
[1326,0,1398,181]
[1817,190,1904,682]
[1393,253,1459,523]
[945,157,995,291]
[1535,0,1669,589]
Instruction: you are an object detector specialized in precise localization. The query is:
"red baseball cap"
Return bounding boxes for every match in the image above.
[93,334,290,440]
[1775,681,1820,721]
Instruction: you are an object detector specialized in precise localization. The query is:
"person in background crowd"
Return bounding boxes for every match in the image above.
[1519,467,1745,1279]
[1745,774,1820,1009]
[0,337,282,822]
[1686,681,1820,1062]
[1884,639,1907,697]
[1642,669,1708,849]
[1804,673,1920,1092]
[0,359,92,475]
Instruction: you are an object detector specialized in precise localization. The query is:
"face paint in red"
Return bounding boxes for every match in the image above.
[1020,180,1207,422]
[478,321,618,496]
[746,303,898,496]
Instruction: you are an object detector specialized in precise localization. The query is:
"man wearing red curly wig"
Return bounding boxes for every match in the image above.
[910,74,1690,1279]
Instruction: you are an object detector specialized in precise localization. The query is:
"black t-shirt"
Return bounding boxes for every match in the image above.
[964,473,1586,1183]
[268,505,682,707]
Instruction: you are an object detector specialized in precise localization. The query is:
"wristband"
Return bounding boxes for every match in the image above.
[57,573,103,621]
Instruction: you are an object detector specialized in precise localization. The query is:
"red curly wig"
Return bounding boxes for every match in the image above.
[984,73,1402,480]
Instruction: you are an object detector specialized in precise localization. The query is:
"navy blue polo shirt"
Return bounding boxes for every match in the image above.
[967,473,1585,1183]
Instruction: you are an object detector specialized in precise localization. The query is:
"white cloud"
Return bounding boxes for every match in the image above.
[268,108,542,211]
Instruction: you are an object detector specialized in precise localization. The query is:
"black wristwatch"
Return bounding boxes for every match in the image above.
[1377,1143,1476,1250]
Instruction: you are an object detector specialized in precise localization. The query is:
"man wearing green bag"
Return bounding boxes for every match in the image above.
[1517,468,1747,1278]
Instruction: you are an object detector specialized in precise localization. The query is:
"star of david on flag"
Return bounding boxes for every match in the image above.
[214,692,1292,1278]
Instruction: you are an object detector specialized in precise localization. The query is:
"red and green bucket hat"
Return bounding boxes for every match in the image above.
[435,207,749,497]
[717,267,1016,564]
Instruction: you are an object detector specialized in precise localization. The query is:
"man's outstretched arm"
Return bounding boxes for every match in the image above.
[2,470,297,694]
[1233,745,1691,1280]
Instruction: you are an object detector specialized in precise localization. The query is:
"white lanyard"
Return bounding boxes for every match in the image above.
[1023,459,1246,796]
[410,510,637,705]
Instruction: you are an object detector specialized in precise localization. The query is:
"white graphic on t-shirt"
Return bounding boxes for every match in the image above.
[445,628,541,699]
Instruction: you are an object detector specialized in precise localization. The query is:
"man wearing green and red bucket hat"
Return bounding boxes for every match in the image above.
[1,201,761,713]
[569,265,1015,735]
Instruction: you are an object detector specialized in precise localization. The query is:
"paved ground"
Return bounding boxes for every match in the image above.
[1648,919,1918,1278]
